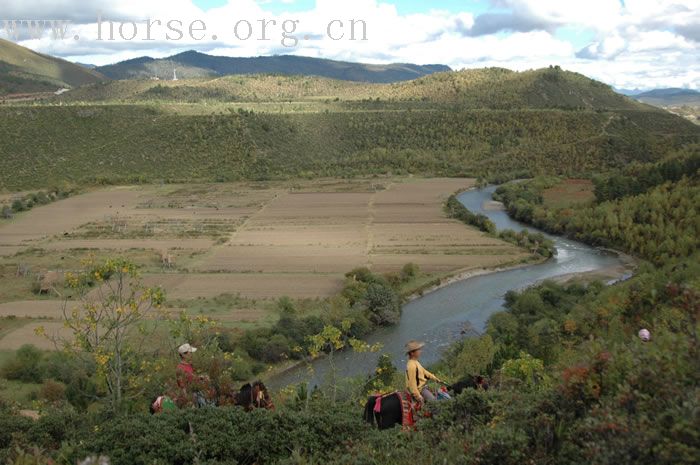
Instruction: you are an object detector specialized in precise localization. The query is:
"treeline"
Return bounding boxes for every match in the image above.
[445,193,556,258]
[593,146,700,202]
[0,184,78,219]
[495,175,699,265]
[445,194,496,233]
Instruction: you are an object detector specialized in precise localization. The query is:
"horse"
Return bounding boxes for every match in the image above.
[235,381,275,411]
[363,391,409,430]
[363,375,489,430]
[150,380,274,414]
[450,375,489,394]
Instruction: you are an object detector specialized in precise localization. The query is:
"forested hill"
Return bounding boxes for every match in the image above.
[2,66,698,191]
[61,67,644,111]
[387,67,646,110]
[95,51,451,83]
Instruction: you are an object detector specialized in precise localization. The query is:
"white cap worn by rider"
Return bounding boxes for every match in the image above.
[638,329,651,342]
[178,343,198,355]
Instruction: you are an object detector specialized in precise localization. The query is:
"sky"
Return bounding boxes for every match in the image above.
[1,0,698,90]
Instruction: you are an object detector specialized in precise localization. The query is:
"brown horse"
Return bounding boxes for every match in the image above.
[151,380,274,413]
[235,381,275,411]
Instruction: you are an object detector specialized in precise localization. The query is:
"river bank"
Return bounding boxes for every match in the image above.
[267,186,627,388]
[404,256,546,303]
[262,258,542,385]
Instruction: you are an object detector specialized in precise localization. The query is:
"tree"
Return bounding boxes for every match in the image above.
[364,282,401,325]
[305,321,381,404]
[38,258,165,411]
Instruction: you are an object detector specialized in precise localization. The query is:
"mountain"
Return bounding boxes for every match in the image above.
[634,88,700,107]
[615,88,644,96]
[0,39,106,95]
[95,51,451,83]
[63,66,647,112]
[4,65,698,190]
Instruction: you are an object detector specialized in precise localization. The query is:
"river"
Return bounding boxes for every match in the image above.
[268,186,624,389]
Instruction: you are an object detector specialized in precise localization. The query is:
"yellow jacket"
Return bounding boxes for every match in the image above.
[405,359,439,399]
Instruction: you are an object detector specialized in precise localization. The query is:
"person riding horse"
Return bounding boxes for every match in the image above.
[175,343,215,408]
[364,340,487,430]
[405,340,448,405]
[150,343,274,414]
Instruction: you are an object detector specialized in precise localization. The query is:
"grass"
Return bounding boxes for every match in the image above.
[0,378,41,407]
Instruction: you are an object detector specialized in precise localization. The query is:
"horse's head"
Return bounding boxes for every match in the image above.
[475,375,489,391]
[237,381,274,411]
[451,375,490,395]
[252,381,274,410]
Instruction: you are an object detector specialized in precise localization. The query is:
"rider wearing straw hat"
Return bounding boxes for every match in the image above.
[405,340,443,403]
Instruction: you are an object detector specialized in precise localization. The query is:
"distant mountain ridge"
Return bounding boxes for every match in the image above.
[634,88,700,107]
[637,88,699,97]
[95,51,451,83]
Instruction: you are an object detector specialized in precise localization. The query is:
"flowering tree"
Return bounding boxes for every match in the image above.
[305,320,381,404]
[38,257,165,410]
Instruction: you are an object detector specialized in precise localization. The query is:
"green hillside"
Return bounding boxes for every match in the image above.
[0,39,106,95]
[1,65,698,191]
[0,103,697,191]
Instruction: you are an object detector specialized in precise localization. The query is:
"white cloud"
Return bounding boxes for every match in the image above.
[1,0,698,89]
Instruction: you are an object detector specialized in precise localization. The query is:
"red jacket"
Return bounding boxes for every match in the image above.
[176,361,195,389]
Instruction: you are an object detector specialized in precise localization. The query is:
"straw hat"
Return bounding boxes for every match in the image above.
[405,340,425,354]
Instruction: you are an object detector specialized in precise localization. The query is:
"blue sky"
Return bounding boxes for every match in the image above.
[2,0,699,89]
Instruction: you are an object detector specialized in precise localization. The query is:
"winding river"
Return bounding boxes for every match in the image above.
[269,186,625,389]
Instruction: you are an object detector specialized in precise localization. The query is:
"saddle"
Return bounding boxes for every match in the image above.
[372,391,418,429]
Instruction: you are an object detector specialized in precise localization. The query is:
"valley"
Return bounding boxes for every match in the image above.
[0,177,530,350]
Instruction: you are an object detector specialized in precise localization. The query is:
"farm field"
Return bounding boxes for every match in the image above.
[542,179,596,209]
[0,177,529,349]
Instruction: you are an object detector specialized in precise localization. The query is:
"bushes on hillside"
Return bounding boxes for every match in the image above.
[495,175,699,265]
[0,405,370,465]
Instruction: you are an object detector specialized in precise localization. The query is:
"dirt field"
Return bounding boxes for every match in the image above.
[543,179,595,209]
[0,178,529,348]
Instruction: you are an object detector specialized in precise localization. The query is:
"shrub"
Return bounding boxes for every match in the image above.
[11,199,25,212]
[400,263,420,282]
[39,380,66,404]
[1,345,44,383]
[501,352,548,390]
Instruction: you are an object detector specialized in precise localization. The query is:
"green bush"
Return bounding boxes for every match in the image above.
[0,405,370,465]
[1,345,44,383]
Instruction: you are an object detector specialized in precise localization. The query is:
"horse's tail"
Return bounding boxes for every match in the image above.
[363,396,377,426]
